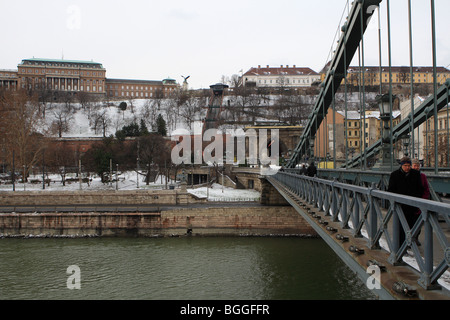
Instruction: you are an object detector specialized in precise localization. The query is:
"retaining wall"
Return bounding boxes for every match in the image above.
[0,206,317,238]
[0,189,205,206]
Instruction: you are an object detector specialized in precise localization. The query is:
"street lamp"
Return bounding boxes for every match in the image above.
[116,164,119,190]
[309,136,315,161]
[372,93,395,171]
[378,93,392,118]
[401,134,410,157]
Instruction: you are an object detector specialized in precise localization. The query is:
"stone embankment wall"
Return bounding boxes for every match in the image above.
[0,185,316,237]
[0,206,317,238]
[0,189,204,206]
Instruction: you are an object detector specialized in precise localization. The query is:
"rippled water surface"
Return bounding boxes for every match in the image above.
[0,237,376,300]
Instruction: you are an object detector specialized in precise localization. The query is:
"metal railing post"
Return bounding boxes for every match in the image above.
[270,170,450,291]
[421,211,434,288]
[369,182,378,248]
[389,202,402,265]
[331,178,338,218]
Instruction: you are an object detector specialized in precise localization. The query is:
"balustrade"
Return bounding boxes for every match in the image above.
[270,170,450,290]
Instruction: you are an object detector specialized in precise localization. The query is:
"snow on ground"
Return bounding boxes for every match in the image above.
[44,93,365,139]
[45,97,236,139]
[2,171,448,291]
[187,183,260,202]
[45,98,196,139]
[351,221,450,291]
[0,171,260,202]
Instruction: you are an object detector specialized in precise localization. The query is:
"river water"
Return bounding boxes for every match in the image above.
[0,236,376,300]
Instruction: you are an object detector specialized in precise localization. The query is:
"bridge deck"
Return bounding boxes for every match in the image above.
[268,176,450,300]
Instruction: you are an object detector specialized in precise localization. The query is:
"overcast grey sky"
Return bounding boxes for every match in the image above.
[1,0,449,89]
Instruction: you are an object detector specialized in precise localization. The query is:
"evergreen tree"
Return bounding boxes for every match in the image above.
[115,122,140,140]
[118,101,127,119]
[91,148,112,183]
[140,119,150,136]
[118,101,127,111]
[156,114,167,136]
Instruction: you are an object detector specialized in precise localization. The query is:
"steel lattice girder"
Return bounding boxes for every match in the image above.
[342,80,450,169]
[287,0,382,168]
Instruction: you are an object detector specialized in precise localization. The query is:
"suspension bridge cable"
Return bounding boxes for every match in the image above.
[378,3,384,165]
[431,0,438,173]
[444,82,450,167]
[323,0,352,76]
[357,46,363,169]
[378,5,383,97]
[386,0,394,171]
[345,0,350,167]
[360,2,367,170]
[408,0,415,159]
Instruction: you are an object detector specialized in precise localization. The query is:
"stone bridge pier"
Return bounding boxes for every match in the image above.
[260,178,289,206]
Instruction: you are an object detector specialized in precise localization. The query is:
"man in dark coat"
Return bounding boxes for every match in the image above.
[306,161,317,177]
[387,156,424,247]
[300,165,307,175]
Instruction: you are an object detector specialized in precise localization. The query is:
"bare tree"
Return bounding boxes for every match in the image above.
[51,104,74,137]
[76,91,93,110]
[136,134,170,184]
[154,88,164,110]
[0,89,48,180]
[164,98,178,134]
[179,91,203,130]
[45,141,77,185]
[139,99,158,132]
[398,67,410,84]
[90,108,111,137]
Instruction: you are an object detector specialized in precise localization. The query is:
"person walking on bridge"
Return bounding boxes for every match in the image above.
[412,159,430,200]
[306,161,317,177]
[387,156,424,247]
[411,158,430,246]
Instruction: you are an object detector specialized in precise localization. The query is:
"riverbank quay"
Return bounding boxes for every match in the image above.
[0,189,317,238]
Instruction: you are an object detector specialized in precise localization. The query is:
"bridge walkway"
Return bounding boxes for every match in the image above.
[267,175,450,300]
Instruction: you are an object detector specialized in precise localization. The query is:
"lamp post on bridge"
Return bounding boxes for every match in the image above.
[401,134,410,157]
[372,93,395,172]
[309,137,315,162]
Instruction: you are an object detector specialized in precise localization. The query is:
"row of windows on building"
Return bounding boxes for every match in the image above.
[19,77,104,92]
[106,85,175,97]
[426,118,450,130]
[109,91,157,98]
[107,85,158,91]
[257,77,319,84]
[22,77,103,84]
[346,72,449,84]
[22,84,104,92]
[19,69,104,77]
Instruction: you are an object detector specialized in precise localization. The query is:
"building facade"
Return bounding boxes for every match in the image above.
[312,110,345,160]
[106,78,177,99]
[311,109,401,162]
[17,58,106,94]
[423,106,450,167]
[0,58,178,97]
[399,95,426,160]
[0,69,18,90]
[338,110,401,157]
[242,65,321,88]
[321,65,450,86]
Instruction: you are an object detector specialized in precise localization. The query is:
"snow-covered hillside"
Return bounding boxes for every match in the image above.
[44,98,202,138]
[43,92,375,139]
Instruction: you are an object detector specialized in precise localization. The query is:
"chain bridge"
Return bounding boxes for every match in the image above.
[263,0,450,300]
